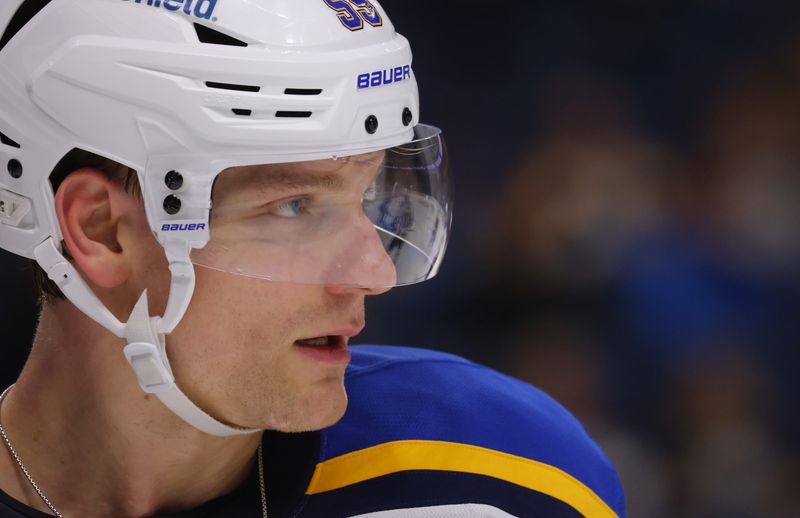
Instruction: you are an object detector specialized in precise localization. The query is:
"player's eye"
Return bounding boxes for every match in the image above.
[271,196,311,218]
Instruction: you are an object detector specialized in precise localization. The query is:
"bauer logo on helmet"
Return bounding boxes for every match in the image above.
[357,64,411,90]
[161,223,207,232]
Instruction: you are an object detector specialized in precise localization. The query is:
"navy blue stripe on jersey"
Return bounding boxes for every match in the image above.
[295,469,583,518]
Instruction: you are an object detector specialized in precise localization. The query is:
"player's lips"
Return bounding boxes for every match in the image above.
[295,323,365,342]
[324,324,366,338]
[293,324,364,364]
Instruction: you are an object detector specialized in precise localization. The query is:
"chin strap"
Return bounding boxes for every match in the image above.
[34,237,259,437]
[124,292,258,436]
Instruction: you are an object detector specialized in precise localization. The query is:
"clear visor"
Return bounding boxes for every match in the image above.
[190,125,452,288]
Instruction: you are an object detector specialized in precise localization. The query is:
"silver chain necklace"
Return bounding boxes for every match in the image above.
[0,385,268,518]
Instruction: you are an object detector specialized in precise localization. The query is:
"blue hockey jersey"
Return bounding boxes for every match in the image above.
[0,346,625,517]
[297,345,626,517]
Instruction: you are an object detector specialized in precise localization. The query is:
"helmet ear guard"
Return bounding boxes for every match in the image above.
[0,0,449,436]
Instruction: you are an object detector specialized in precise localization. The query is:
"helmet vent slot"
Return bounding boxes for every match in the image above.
[206,81,260,93]
[276,111,312,118]
[194,23,248,47]
[284,89,323,96]
[0,131,21,149]
[231,109,253,117]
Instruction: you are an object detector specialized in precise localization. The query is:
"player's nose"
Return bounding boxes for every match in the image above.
[325,211,397,296]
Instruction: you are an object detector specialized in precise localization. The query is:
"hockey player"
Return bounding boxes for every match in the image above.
[0,0,625,516]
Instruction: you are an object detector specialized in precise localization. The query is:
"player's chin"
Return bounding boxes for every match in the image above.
[301,380,349,431]
[264,381,349,433]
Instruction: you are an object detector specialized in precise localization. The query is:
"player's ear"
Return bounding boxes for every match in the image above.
[55,168,137,289]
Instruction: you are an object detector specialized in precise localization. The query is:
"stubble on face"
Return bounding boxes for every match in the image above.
[165,268,364,432]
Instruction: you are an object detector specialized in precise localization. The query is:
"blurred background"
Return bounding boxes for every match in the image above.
[3,1,800,516]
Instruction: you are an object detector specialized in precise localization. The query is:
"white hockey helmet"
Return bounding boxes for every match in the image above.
[0,0,451,435]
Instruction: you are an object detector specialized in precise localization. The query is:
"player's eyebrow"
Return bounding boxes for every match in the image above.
[253,171,346,192]
[220,167,347,198]
[216,155,384,201]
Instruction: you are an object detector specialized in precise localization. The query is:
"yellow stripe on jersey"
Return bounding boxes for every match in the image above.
[306,440,618,518]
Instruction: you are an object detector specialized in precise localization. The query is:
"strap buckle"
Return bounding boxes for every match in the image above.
[124,342,175,394]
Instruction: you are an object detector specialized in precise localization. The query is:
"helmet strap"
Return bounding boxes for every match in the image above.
[33,236,258,436]
[34,237,126,337]
[125,293,258,436]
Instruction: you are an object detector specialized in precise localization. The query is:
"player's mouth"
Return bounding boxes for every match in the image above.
[294,326,363,364]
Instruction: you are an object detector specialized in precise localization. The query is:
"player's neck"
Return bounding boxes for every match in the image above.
[0,302,262,518]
